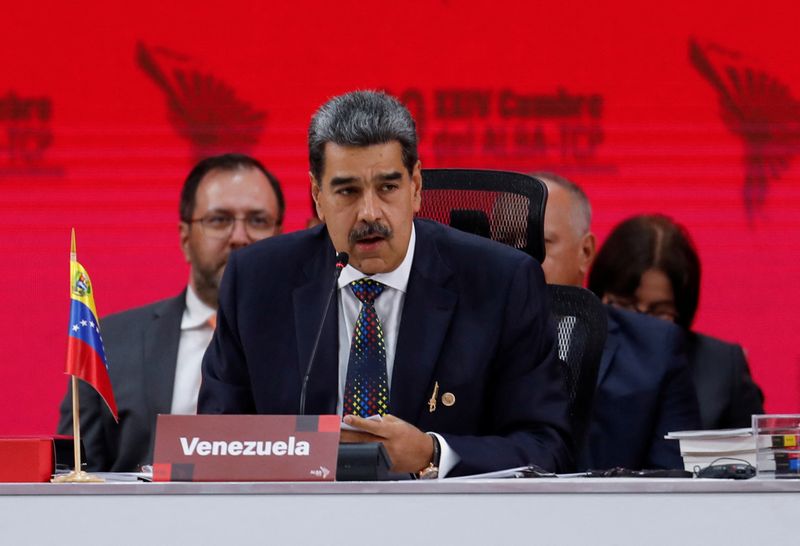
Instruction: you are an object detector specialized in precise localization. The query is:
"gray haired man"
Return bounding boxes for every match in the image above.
[536,172,596,287]
[198,91,573,477]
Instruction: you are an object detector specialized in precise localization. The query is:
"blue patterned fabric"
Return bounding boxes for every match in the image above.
[343,279,389,417]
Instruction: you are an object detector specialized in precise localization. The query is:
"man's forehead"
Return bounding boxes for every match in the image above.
[200,166,267,188]
[320,141,407,180]
[545,185,580,224]
[195,167,276,210]
[545,182,574,209]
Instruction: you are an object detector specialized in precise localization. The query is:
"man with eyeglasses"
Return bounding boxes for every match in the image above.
[57,153,285,472]
[538,172,700,471]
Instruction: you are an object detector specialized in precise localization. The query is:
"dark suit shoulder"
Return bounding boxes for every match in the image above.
[236,225,328,262]
[687,331,763,429]
[231,226,332,280]
[100,293,185,338]
[414,218,534,276]
[688,332,742,358]
[584,305,699,470]
[686,332,746,381]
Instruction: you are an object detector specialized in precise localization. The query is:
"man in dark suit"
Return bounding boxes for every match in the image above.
[583,306,699,469]
[538,172,700,469]
[57,153,285,471]
[198,91,572,477]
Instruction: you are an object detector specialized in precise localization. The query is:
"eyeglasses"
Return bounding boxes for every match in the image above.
[188,213,279,240]
[604,294,679,322]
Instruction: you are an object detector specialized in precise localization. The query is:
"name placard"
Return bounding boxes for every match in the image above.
[152,415,340,482]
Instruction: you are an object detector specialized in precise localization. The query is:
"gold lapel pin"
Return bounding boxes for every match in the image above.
[442,392,456,407]
[428,381,439,413]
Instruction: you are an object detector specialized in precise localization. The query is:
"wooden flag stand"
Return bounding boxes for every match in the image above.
[51,377,104,483]
[52,229,104,483]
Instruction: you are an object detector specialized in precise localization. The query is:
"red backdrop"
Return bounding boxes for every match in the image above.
[2,1,798,434]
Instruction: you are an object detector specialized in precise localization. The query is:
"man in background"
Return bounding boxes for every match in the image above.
[539,173,596,288]
[58,153,285,471]
[537,172,699,470]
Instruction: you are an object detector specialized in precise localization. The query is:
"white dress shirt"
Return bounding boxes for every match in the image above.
[170,285,215,415]
[336,225,458,477]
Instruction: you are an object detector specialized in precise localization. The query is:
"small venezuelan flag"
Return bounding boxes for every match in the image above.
[65,230,118,421]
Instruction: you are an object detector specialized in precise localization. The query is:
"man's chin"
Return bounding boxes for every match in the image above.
[198,264,224,294]
[351,253,397,275]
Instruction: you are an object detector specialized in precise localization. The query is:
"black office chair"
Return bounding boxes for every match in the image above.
[418,169,547,262]
[546,284,607,452]
[418,169,607,452]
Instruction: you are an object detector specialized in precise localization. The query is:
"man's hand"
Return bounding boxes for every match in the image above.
[340,414,434,473]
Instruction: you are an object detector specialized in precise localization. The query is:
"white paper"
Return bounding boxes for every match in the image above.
[340,414,383,432]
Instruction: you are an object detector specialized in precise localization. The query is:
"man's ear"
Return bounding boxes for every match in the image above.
[411,160,422,213]
[310,172,324,222]
[179,222,192,264]
[578,232,596,279]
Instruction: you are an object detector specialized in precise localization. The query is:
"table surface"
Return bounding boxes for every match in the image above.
[2,478,799,546]
[2,475,800,494]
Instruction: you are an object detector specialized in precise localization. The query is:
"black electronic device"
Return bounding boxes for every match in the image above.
[585,467,694,478]
[336,442,392,481]
[696,463,756,480]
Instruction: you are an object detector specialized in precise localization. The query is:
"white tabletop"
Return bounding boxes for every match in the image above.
[2,478,798,546]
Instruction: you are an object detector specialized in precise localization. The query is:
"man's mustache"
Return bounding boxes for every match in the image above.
[349,222,392,244]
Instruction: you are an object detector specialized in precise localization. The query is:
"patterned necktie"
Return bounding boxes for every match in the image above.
[343,279,389,417]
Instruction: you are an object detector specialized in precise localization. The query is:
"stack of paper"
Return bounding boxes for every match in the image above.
[665,428,767,472]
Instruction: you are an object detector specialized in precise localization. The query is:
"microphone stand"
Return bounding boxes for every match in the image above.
[298,252,348,415]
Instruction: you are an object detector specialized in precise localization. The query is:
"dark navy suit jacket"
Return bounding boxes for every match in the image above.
[198,219,573,475]
[578,307,701,470]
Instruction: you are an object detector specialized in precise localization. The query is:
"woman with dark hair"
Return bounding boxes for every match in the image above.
[588,214,764,429]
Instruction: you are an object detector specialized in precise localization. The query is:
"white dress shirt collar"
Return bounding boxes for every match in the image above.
[181,284,216,330]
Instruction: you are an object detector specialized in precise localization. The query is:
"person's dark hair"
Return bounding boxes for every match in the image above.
[179,153,285,225]
[587,214,701,329]
[308,90,418,182]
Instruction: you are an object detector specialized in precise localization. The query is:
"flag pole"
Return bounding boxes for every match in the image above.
[53,229,103,483]
[69,230,83,475]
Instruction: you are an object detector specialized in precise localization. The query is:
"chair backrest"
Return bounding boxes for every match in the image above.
[418,169,606,449]
[418,169,547,262]
[546,284,607,451]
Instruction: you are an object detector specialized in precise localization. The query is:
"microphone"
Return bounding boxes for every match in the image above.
[299,251,349,415]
